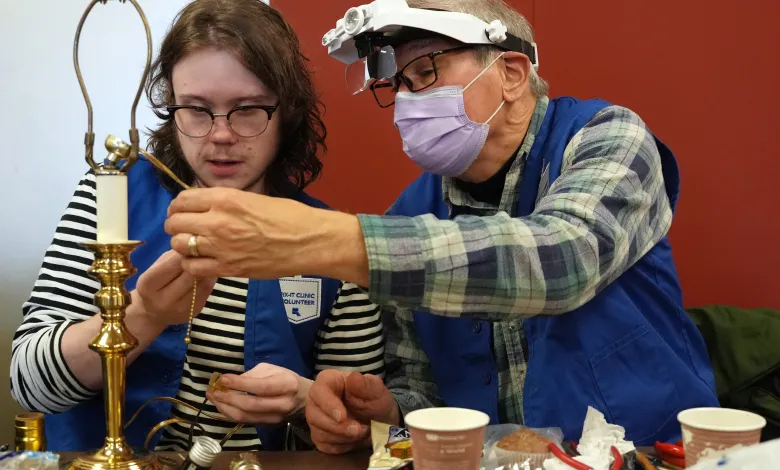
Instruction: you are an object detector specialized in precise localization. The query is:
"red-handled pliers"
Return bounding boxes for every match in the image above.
[548,442,624,470]
[654,440,685,468]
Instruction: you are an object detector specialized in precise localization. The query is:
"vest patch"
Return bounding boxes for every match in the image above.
[279,277,321,324]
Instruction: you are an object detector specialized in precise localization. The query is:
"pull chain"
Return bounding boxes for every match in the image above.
[184,282,197,344]
[138,148,197,344]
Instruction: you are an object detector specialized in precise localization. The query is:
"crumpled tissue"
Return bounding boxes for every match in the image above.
[543,406,635,470]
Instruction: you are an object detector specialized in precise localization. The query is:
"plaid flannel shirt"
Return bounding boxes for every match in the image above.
[356,96,674,424]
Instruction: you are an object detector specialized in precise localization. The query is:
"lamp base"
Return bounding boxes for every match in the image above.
[66,445,177,470]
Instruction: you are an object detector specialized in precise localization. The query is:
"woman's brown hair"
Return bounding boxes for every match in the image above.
[145,0,325,196]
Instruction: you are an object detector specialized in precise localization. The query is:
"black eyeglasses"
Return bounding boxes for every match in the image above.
[166,104,279,138]
[369,46,475,108]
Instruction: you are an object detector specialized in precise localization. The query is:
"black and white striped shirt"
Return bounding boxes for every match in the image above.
[11,173,384,451]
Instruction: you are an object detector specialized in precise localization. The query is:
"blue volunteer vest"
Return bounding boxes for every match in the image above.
[387,97,719,445]
[44,157,341,452]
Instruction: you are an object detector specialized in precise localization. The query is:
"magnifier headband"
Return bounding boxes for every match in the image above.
[325,1,539,96]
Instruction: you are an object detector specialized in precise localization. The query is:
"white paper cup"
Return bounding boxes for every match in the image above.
[404,407,490,470]
[678,407,766,466]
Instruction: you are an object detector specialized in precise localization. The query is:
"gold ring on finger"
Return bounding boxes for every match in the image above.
[188,234,200,257]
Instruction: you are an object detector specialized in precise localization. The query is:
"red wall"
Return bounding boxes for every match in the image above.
[277,1,780,310]
[278,0,422,215]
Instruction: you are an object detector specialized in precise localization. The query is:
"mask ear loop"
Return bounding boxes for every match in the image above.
[462,52,507,125]
[484,100,506,125]
[463,51,506,92]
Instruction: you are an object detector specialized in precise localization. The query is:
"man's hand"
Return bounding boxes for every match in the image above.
[163,187,368,285]
[133,250,216,327]
[306,370,400,455]
[207,363,311,425]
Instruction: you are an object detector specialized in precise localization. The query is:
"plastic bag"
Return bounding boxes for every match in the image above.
[0,451,59,470]
[686,437,780,469]
[480,424,564,470]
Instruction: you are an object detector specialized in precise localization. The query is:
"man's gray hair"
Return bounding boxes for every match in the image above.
[405,0,549,97]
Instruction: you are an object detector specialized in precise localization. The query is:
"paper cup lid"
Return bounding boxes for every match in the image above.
[678,407,767,432]
[405,407,490,432]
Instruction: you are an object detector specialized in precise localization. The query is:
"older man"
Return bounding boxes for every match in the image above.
[164,0,719,452]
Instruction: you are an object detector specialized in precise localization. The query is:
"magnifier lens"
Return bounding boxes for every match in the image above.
[374,46,398,79]
[344,47,399,95]
[345,58,371,95]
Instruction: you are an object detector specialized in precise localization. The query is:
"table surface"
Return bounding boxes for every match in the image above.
[58,446,657,470]
[210,450,371,470]
[58,450,373,470]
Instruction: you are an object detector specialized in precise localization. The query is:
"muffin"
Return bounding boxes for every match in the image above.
[497,428,553,453]
[493,429,555,468]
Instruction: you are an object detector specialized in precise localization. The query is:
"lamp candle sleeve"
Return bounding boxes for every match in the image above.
[96,172,129,243]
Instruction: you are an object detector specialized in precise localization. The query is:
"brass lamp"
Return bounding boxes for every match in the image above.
[67,1,168,469]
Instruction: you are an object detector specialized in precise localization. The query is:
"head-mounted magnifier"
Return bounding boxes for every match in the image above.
[321,0,539,95]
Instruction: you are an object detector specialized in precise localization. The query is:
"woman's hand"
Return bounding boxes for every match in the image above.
[207,363,312,424]
[133,250,216,327]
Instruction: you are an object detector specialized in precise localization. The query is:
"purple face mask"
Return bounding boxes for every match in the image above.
[393,53,506,177]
